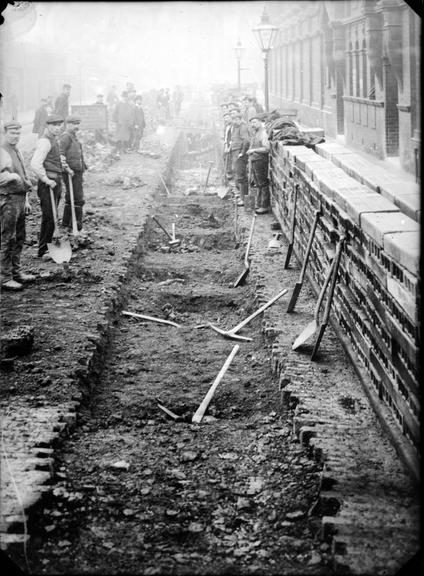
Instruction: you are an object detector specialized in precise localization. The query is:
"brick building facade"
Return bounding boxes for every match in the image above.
[266,0,420,176]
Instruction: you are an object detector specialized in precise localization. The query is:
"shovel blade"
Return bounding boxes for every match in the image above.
[292,320,317,350]
[284,244,293,269]
[286,282,302,313]
[47,239,72,264]
[233,266,249,287]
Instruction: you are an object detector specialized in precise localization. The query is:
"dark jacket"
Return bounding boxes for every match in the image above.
[54,93,69,119]
[230,122,250,154]
[135,106,146,130]
[33,105,48,136]
[60,130,87,173]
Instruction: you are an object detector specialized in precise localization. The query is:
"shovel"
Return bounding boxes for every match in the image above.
[68,174,79,237]
[283,184,298,269]
[47,187,72,264]
[234,198,239,247]
[286,207,322,312]
[234,214,256,287]
[209,287,288,342]
[203,160,214,194]
[292,235,344,352]
[310,235,345,361]
[152,215,180,247]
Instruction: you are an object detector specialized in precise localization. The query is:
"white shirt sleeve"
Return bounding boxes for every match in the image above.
[30,138,51,182]
[0,149,17,186]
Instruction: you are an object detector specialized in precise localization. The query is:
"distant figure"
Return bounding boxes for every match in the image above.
[113,91,136,154]
[93,94,106,107]
[54,84,71,119]
[164,89,171,119]
[106,86,119,110]
[172,85,184,117]
[131,95,146,152]
[0,121,35,291]
[32,98,49,138]
[156,89,167,124]
[92,95,107,143]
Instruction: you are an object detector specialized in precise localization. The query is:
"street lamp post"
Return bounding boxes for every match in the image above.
[252,7,279,112]
[234,39,244,92]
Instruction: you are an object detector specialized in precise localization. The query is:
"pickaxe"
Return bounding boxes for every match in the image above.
[209,287,288,341]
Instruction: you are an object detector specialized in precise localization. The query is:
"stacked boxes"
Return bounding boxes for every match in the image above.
[270,142,420,453]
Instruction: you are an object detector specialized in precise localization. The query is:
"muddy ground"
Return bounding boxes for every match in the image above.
[2,126,419,575]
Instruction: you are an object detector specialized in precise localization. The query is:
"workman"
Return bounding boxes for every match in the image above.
[229,110,250,207]
[247,116,270,214]
[30,114,71,258]
[0,121,35,291]
[60,115,87,232]
[222,112,233,183]
[54,84,71,120]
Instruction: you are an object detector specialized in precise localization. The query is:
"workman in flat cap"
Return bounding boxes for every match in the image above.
[30,114,71,258]
[0,121,35,291]
[60,115,87,232]
[229,110,250,206]
[247,115,270,214]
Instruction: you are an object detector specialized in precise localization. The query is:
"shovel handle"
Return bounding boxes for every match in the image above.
[203,162,214,194]
[319,235,345,325]
[244,214,256,267]
[192,344,239,423]
[298,208,321,283]
[289,184,298,243]
[152,215,173,240]
[49,186,60,238]
[313,254,337,321]
[233,288,288,333]
[68,174,79,236]
[158,172,171,196]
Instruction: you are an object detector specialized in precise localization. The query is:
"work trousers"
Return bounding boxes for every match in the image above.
[230,150,248,198]
[0,193,26,282]
[251,159,270,210]
[131,127,144,151]
[223,151,234,182]
[62,171,84,231]
[37,177,62,256]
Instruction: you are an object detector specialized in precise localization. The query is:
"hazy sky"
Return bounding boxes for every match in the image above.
[5,1,270,89]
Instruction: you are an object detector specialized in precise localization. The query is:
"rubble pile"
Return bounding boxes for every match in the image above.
[137,134,169,158]
[171,168,225,197]
[78,130,119,172]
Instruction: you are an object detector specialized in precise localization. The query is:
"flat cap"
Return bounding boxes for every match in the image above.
[46,114,64,124]
[66,115,81,124]
[3,120,22,130]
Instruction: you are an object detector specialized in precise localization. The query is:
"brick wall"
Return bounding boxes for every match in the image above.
[269,142,420,456]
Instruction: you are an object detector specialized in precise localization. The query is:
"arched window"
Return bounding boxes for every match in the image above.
[362,39,368,98]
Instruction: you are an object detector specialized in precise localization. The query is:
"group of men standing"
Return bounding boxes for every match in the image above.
[222,97,270,214]
[1,105,87,291]
[112,88,146,154]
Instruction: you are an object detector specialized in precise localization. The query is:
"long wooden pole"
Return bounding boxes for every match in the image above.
[192,345,239,423]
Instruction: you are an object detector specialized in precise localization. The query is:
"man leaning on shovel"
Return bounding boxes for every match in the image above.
[30,114,72,259]
[0,121,35,291]
[59,115,87,233]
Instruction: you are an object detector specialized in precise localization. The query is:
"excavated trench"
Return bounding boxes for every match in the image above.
[23,150,332,575]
